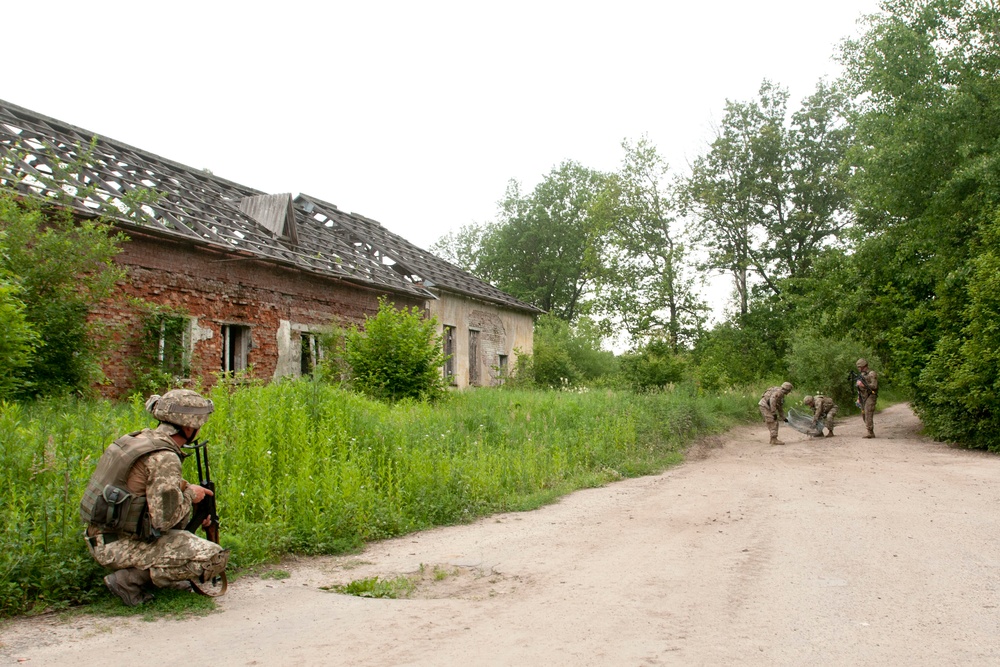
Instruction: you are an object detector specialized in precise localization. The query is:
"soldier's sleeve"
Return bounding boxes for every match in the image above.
[145,450,195,530]
[812,403,821,425]
[868,371,879,392]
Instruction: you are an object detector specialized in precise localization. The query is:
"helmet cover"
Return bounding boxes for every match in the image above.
[146,389,214,429]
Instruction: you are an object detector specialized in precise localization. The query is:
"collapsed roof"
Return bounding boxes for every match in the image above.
[0,99,542,314]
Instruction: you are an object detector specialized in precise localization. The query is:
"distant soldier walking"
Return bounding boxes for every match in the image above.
[759,382,794,445]
[803,394,838,437]
[855,358,878,438]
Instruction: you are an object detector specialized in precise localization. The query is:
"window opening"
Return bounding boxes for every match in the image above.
[468,329,480,386]
[222,324,251,373]
[443,325,456,383]
[301,332,321,376]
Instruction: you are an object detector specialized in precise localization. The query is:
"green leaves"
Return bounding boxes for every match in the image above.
[341,297,448,403]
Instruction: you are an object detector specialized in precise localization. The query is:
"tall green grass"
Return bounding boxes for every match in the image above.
[0,380,758,616]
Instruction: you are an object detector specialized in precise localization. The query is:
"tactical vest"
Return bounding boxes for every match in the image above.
[79,430,184,540]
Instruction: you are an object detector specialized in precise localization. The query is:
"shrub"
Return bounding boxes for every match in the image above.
[0,275,35,398]
[786,328,879,411]
[339,297,448,402]
[618,338,688,391]
[0,169,126,397]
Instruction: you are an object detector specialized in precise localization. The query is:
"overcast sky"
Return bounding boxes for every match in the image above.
[5,1,881,255]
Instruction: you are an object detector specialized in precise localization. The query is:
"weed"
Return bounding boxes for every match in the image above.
[323,576,416,599]
[2,380,755,617]
[260,570,291,580]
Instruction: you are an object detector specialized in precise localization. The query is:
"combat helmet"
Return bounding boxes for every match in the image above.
[781,382,793,392]
[856,358,868,369]
[145,389,214,429]
[803,395,815,406]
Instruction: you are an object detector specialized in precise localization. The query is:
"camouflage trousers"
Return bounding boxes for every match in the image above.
[759,405,780,438]
[861,394,877,435]
[86,529,226,588]
[815,405,839,434]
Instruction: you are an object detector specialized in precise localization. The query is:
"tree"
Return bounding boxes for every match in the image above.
[0,157,126,396]
[684,80,853,316]
[837,0,1000,447]
[429,222,485,274]
[456,162,608,322]
[594,137,706,350]
[339,297,448,403]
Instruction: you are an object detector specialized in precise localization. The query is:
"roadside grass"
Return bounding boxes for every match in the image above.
[0,379,759,617]
[58,587,217,620]
[323,575,416,599]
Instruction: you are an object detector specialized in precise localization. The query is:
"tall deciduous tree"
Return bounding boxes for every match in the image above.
[440,161,608,322]
[595,137,706,350]
[684,80,853,316]
[838,0,1000,448]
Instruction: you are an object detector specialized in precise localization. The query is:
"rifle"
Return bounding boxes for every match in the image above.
[183,439,220,543]
[848,370,876,408]
[183,439,227,596]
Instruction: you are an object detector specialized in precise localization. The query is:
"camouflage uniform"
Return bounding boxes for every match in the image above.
[805,395,838,437]
[758,382,793,445]
[856,359,878,438]
[82,390,227,603]
[84,424,226,587]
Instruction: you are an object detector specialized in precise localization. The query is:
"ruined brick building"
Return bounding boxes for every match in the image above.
[0,100,541,396]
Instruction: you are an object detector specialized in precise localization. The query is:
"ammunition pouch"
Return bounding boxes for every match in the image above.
[88,485,157,542]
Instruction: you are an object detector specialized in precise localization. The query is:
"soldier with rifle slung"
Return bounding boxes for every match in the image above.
[852,358,879,439]
[79,389,230,606]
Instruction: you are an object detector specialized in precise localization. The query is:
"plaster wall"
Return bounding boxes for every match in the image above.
[426,291,535,388]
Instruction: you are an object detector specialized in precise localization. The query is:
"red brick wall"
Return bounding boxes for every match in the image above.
[92,229,424,397]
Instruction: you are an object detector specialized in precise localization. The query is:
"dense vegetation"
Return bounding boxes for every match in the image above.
[433,0,1000,451]
[0,0,995,621]
[0,379,757,617]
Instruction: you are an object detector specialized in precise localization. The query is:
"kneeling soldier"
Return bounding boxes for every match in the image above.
[80,389,229,606]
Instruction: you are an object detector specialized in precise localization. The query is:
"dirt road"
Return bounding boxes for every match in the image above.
[3,403,1000,666]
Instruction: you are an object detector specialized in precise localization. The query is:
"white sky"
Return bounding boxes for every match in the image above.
[5,1,881,255]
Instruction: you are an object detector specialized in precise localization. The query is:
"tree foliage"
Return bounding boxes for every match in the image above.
[442,162,608,322]
[837,0,1000,447]
[594,137,706,349]
[0,170,126,397]
[684,80,853,316]
[339,298,448,403]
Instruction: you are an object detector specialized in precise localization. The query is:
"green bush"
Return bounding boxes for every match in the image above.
[337,297,447,402]
[618,338,688,391]
[786,329,880,411]
[691,322,783,390]
[513,315,617,388]
[0,184,125,397]
[0,276,35,399]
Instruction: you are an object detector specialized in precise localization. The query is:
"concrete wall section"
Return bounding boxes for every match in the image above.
[426,291,535,388]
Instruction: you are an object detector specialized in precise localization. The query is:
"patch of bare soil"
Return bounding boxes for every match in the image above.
[3,403,1000,666]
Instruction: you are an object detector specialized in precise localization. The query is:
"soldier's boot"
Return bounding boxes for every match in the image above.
[863,432,875,439]
[104,568,154,607]
[769,436,785,446]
